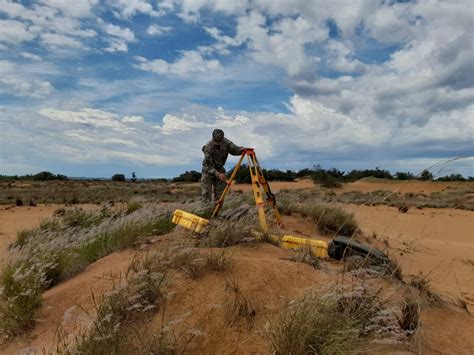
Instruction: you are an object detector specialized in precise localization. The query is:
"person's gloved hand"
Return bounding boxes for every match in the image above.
[217,172,227,182]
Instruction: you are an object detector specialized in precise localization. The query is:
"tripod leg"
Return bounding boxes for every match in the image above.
[248,153,269,233]
[211,152,245,218]
[252,154,283,227]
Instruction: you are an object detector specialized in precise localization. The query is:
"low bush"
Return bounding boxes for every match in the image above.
[267,286,387,354]
[297,204,359,236]
[201,218,257,247]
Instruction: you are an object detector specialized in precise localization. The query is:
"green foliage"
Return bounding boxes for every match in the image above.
[395,171,416,180]
[201,218,257,247]
[0,172,68,181]
[419,170,433,181]
[227,164,296,183]
[112,173,126,182]
[62,209,110,228]
[292,204,359,236]
[0,263,43,337]
[173,170,202,182]
[267,288,385,355]
[126,201,143,214]
[437,173,466,181]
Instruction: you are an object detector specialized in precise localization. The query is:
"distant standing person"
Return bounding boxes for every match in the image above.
[201,129,244,209]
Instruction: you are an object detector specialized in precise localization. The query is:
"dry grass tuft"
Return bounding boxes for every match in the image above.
[285,246,323,269]
[224,277,256,327]
[266,285,412,354]
[205,249,234,273]
[398,299,420,334]
[201,218,257,247]
[409,272,446,307]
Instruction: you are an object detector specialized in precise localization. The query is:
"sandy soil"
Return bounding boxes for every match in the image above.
[0,205,58,267]
[345,204,474,310]
[1,179,473,354]
[0,204,105,268]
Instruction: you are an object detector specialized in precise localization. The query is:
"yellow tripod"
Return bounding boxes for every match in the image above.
[211,148,283,233]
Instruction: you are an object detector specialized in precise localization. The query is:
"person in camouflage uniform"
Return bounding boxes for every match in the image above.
[201,129,244,209]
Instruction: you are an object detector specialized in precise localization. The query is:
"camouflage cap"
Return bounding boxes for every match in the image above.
[212,129,224,142]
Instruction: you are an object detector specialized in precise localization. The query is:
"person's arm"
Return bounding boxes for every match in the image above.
[227,139,244,156]
[202,145,218,177]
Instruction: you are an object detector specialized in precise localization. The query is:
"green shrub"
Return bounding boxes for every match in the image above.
[111,174,126,182]
[299,204,359,236]
[0,263,43,337]
[267,288,384,354]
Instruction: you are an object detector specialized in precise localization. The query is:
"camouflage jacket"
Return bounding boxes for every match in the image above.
[202,138,243,176]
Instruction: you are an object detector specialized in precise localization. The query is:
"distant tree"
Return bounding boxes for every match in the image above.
[173,170,202,182]
[419,170,434,181]
[295,168,314,178]
[33,171,55,181]
[111,173,126,182]
[395,171,415,180]
[437,173,466,182]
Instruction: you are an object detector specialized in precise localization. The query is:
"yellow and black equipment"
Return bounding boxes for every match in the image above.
[172,148,328,257]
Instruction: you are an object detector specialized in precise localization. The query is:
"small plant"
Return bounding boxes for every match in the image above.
[206,249,234,272]
[126,201,142,214]
[409,272,446,307]
[0,263,43,337]
[297,204,359,236]
[224,277,256,327]
[202,218,256,247]
[170,248,205,279]
[266,293,358,354]
[285,246,322,269]
[14,229,36,248]
[267,286,386,354]
[398,299,420,333]
[15,198,23,206]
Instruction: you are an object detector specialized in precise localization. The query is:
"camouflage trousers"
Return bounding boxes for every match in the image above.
[201,171,226,209]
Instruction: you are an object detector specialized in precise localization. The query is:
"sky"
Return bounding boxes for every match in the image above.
[0,0,473,178]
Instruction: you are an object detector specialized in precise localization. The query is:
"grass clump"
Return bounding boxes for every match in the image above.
[126,201,143,214]
[225,277,256,327]
[302,205,359,236]
[205,249,234,272]
[267,286,392,354]
[202,218,257,247]
[409,272,446,307]
[267,294,359,354]
[0,263,44,339]
[285,246,323,269]
[62,208,110,228]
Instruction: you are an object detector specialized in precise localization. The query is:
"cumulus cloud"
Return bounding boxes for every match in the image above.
[102,23,135,52]
[19,52,43,61]
[4,93,472,176]
[146,24,171,36]
[0,60,54,98]
[108,0,159,19]
[38,0,98,18]
[134,51,221,76]
[0,19,36,44]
